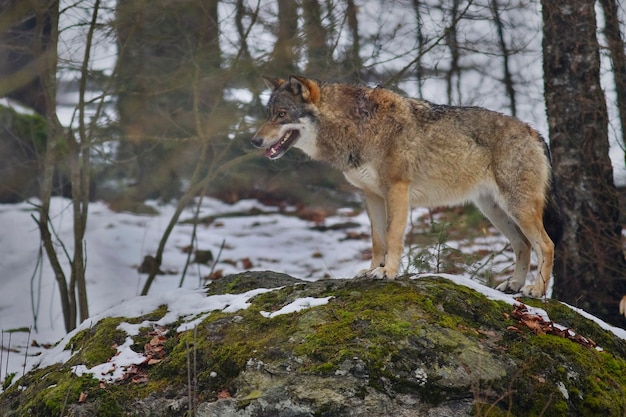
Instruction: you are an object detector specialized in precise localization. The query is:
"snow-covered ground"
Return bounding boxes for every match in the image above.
[1,196,625,391]
[0,196,372,387]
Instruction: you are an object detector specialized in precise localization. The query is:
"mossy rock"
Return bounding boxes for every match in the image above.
[2,272,625,416]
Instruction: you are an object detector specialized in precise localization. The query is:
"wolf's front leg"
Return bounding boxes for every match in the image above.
[364,192,387,269]
[362,181,410,279]
[357,193,386,278]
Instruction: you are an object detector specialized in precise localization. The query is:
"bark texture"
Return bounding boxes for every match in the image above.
[542,0,626,327]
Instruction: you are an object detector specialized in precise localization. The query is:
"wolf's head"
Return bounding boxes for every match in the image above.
[251,75,321,160]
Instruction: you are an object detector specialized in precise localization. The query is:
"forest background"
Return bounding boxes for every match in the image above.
[0,0,625,332]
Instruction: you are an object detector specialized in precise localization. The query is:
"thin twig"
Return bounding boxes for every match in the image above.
[383,0,476,87]
[207,239,227,282]
[193,326,198,414]
[22,327,32,381]
[1,331,4,382]
[29,243,44,332]
[4,332,11,384]
[186,331,193,414]
[179,195,205,288]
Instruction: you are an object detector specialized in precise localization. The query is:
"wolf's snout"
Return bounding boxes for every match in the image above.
[251,136,264,148]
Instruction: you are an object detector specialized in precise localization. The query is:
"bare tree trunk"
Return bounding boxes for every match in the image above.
[302,0,328,74]
[344,0,361,81]
[32,0,75,332]
[598,0,626,164]
[235,0,252,64]
[489,0,516,116]
[271,0,298,75]
[69,0,101,323]
[412,0,425,97]
[445,0,461,104]
[139,0,226,295]
[542,0,626,327]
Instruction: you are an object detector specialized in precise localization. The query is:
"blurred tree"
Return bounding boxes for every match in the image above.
[344,0,362,81]
[489,0,516,116]
[115,0,221,201]
[0,0,58,203]
[444,0,461,104]
[302,0,330,74]
[598,0,626,165]
[25,0,93,333]
[0,0,51,115]
[542,0,626,327]
[271,0,298,75]
[411,0,425,97]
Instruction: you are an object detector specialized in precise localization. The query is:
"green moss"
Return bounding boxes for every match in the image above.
[14,369,100,416]
[1,305,183,416]
[5,274,626,416]
[523,298,626,357]
[65,317,127,367]
[41,374,100,415]
[504,331,626,416]
[2,105,48,153]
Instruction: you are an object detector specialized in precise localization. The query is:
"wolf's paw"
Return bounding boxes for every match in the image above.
[520,284,545,298]
[495,279,523,294]
[356,268,375,278]
[356,267,397,280]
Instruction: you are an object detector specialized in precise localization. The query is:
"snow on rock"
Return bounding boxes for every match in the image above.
[416,273,626,343]
[260,296,334,318]
[37,287,280,383]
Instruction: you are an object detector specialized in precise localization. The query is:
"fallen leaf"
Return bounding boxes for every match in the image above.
[509,303,600,350]
[207,269,223,281]
[132,375,149,384]
[149,335,166,346]
[217,389,231,399]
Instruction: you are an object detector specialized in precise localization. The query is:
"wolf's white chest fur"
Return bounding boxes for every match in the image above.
[344,163,382,196]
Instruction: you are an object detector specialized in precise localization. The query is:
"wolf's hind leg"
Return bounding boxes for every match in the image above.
[499,195,555,298]
[516,204,554,298]
[475,195,531,293]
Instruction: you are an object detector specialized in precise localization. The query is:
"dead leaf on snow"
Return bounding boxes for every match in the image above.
[206,269,223,281]
[508,303,601,350]
[240,258,253,269]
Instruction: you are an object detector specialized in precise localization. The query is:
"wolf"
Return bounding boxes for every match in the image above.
[251,75,563,297]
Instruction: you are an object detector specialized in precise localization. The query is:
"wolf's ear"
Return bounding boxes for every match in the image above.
[263,76,286,92]
[288,75,320,104]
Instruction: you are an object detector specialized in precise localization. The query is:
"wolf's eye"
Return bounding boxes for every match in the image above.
[277,111,286,118]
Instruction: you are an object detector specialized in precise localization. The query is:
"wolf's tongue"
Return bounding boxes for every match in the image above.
[265,144,280,158]
[264,130,293,159]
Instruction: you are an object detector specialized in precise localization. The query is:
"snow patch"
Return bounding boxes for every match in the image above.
[261,297,334,318]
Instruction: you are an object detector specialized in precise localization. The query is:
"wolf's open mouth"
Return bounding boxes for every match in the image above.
[265,129,300,160]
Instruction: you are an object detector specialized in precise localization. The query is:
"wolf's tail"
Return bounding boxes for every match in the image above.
[541,139,564,246]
